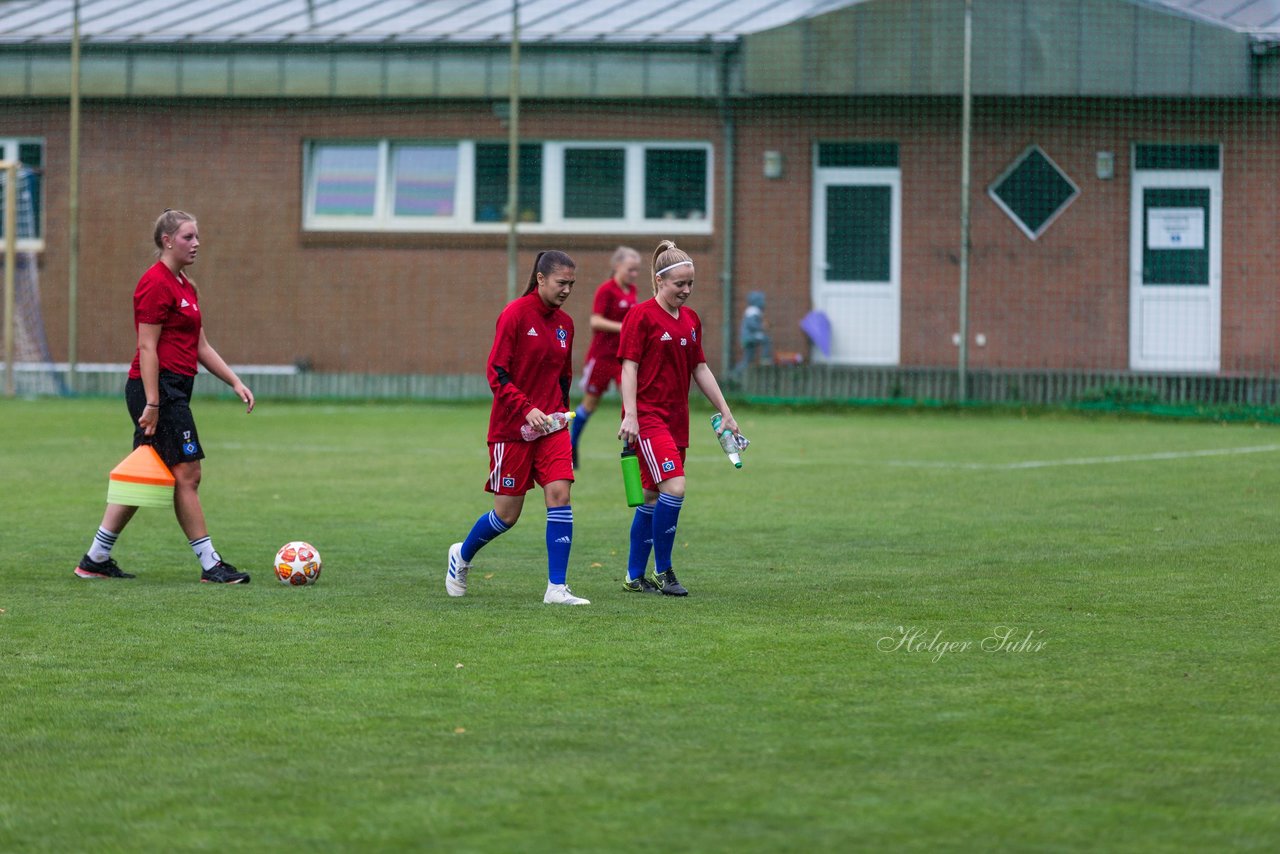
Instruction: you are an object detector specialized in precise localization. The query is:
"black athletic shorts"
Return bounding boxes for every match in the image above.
[125,371,205,468]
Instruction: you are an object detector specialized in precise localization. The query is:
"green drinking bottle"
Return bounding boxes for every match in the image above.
[620,445,644,507]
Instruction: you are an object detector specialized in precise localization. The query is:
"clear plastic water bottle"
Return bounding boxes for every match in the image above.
[520,410,576,442]
[710,413,748,468]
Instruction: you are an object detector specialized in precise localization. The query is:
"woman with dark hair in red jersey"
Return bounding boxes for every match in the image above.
[446,250,590,605]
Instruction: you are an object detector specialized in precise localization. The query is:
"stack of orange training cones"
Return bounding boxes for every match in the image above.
[106,445,175,508]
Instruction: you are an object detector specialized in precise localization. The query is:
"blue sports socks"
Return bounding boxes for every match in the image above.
[461,510,511,563]
[546,505,573,585]
[652,493,684,573]
[570,404,590,447]
[627,504,655,581]
[88,527,118,563]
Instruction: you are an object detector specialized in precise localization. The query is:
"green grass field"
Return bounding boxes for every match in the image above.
[2,397,1278,851]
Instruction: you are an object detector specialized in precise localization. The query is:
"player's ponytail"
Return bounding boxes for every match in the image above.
[523,249,576,296]
[651,240,693,296]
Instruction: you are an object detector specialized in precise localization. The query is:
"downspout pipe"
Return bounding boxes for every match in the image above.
[958,0,973,402]
[718,42,736,377]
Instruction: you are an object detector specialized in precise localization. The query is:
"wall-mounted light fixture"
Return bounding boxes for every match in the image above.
[763,150,783,179]
[1096,151,1115,180]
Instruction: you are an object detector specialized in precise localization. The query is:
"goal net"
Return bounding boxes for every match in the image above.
[2,164,65,396]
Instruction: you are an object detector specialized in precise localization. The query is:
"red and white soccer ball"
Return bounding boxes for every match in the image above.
[275,541,322,586]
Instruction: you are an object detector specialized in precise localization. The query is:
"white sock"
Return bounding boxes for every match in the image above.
[88,527,118,563]
[189,536,221,571]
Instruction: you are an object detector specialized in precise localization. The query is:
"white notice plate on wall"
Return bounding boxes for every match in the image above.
[1147,207,1205,250]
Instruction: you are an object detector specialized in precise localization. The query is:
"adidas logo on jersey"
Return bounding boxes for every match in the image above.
[527,327,539,336]
[660,332,672,341]
[180,298,191,308]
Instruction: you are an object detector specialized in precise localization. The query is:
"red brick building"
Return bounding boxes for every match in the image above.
[3,0,1278,393]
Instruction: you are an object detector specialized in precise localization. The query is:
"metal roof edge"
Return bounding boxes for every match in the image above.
[1124,0,1280,36]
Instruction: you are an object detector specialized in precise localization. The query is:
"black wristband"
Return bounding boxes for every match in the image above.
[145,403,160,408]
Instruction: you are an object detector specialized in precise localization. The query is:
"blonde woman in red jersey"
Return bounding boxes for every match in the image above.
[447,250,589,605]
[617,240,739,596]
[569,245,640,468]
[72,210,255,584]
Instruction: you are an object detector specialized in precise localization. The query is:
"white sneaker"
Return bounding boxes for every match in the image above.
[446,542,470,597]
[543,583,590,605]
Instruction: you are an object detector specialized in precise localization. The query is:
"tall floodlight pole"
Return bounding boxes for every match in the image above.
[68,0,82,392]
[957,0,973,402]
[506,0,521,302]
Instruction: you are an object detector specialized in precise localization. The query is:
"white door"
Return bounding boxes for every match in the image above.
[811,167,901,365]
[1129,169,1221,372]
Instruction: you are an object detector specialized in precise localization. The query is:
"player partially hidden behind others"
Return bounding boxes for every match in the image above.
[446,250,589,605]
[569,245,640,468]
[73,209,255,583]
[617,240,740,596]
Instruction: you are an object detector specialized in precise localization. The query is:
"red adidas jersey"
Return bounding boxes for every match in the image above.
[617,298,706,448]
[583,277,638,367]
[486,292,575,442]
[129,261,202,379]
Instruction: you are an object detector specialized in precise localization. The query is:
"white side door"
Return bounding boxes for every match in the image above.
[1129,169,1221,372]
[811,166,901,365]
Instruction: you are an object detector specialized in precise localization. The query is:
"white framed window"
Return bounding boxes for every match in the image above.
[0,138,45,249]
[474,142,543,224]
[305,140,473,231]
[303,139,713,234]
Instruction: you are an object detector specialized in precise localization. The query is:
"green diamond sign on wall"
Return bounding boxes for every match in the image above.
[988,145,1079,240]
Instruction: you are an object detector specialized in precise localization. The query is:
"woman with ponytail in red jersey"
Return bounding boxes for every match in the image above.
[617,240,740,597]
[72,210,255,584]
[446,251,590,605]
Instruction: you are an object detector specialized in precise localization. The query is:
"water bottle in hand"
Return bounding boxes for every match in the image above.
[710,413,748,468]
[520,411,575,442]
